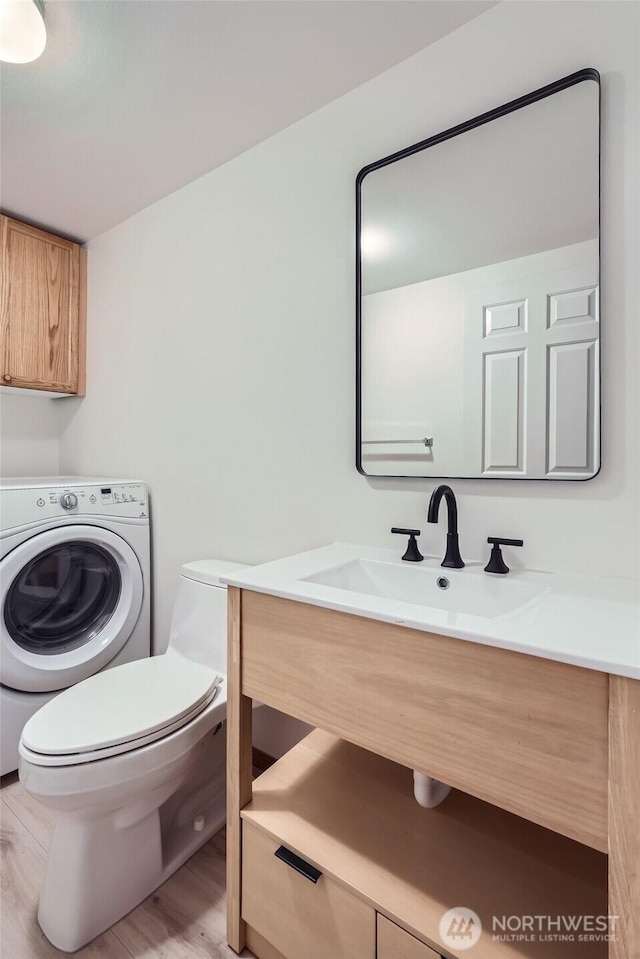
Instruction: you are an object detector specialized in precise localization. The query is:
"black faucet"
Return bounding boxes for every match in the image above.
[427,485,465,569]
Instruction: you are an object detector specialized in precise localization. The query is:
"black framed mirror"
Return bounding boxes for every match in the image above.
[356,69,600,480]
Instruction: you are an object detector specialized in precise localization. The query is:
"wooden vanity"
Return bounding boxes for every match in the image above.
[226,588,639,959]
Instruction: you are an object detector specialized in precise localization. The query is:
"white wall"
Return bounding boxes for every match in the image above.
[55,2,637,713]
[361,272,465,474]
[0,394,69,477]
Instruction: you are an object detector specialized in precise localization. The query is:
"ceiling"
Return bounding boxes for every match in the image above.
[0,0,495,243]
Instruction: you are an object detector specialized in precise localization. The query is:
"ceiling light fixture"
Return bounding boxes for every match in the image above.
[0,0,46,64]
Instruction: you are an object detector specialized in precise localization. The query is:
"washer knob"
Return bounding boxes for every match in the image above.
[59,492,78,510]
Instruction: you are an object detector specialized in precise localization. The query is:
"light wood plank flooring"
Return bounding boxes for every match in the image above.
[0,771,255,958]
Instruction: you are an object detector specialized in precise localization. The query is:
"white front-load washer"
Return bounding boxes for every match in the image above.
[0,477,150,775]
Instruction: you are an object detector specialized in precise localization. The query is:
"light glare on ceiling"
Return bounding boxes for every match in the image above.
[0,0,46,64]
[360,226,394,261]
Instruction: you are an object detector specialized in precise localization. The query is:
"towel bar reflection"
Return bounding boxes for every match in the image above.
[362,437,434,447]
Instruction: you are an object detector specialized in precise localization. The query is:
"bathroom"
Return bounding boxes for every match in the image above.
[1,1,638,957]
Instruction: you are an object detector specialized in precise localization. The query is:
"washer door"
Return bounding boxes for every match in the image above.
[1,526,144,692]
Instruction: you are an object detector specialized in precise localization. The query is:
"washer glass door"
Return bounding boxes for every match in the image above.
[1,525,144,692]
[5,542,121,655]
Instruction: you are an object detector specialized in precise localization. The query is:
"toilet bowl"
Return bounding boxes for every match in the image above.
[18,559,248,953]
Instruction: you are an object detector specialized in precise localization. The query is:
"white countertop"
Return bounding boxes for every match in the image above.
[223,543,640,679]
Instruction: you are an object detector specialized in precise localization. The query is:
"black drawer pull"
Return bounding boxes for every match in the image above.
[274,845,322,883]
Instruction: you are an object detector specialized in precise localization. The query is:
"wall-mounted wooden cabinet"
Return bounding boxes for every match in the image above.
[1,215,86,395]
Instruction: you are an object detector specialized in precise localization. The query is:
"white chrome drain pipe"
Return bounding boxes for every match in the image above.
[413,771,451,808]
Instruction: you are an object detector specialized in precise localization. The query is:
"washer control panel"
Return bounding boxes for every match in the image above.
[1,482,148,530]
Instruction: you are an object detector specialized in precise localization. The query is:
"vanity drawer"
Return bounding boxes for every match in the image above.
[377,915,441,959]
[242,821,375,959]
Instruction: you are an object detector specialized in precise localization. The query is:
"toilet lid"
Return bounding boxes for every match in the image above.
[21,653,221,756]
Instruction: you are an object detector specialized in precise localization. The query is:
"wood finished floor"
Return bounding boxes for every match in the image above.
[0,771,255,958]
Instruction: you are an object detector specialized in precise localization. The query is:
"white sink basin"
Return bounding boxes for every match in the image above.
[303,558,547,619]
[222,542,640,679]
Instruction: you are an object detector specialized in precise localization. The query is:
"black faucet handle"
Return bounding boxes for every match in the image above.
[485,537,524,574]
[391,528,424,563]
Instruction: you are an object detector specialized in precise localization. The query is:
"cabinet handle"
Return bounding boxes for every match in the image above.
[274,845,322,883]
[3,374,11,382]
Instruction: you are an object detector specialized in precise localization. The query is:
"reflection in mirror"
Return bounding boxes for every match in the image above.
[357,71,600,480]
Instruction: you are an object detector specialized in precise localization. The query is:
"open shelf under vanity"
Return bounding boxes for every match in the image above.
[241,729,607,959]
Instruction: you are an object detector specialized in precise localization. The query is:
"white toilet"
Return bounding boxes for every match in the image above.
[19,559,247,953]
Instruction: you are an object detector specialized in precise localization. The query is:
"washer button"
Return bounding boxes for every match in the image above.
[37,498,45,507]
[89,494,97,503]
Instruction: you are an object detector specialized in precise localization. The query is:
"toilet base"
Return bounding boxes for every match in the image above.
[36,730,226,952]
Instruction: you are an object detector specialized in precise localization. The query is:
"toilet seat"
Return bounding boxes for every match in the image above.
[21,652,222,766]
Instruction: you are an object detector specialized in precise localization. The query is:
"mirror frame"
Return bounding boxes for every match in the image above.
[356,68,601,481]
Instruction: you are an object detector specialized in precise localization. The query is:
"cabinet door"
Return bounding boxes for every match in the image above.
[377,915,441,959]
[242,821,375,959]
[1,216,83,393]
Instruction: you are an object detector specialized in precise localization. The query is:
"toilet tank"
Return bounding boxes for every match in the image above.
[167,560,248,672]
